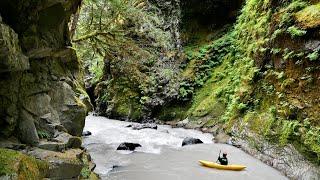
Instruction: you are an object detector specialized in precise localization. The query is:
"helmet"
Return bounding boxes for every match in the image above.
[222,152,227,156]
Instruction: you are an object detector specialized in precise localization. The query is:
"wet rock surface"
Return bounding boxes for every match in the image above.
[182,137,203,146]
[127,123,158,130]
[117,143,142,151]
[82,130,92,137]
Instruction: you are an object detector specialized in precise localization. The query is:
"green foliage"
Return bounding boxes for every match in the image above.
[75,0,182,118]
[37,130,50,139]
[179,34,234,101]
[303,126,320,161]
[283,48,295,60]
[307,51,319,61]
[278,0,308,27]
[80,167,91,179]
[279,120,299,145]
[180,0,319,162]
[139,96,151,105]
[287,26,307,37]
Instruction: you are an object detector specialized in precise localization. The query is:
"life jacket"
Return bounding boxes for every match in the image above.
[218,157,228,165]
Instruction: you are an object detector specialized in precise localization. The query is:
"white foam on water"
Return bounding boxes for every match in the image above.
[83,115,288,180]
[83,115,213,154]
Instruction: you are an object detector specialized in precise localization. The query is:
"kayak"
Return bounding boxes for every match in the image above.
[199,160,246,171]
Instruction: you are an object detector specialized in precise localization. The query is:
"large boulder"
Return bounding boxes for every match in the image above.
[17,110,40,146]
[116,142,142,151]
[0,148,48,179]
[28,148,84,179]
[182,137,203,146]
[50,82,87,136]
[37,132,82,152]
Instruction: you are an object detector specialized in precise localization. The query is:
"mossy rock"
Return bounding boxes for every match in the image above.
[0,148,48,179]
[295,3,320,29]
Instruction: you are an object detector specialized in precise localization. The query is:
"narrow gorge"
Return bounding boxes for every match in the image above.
[0,0,319,179]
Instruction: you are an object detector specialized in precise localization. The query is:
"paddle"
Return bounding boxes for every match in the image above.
[216,150,221,163]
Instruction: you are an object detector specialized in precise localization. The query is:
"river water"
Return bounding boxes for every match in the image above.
[83,115,288,180]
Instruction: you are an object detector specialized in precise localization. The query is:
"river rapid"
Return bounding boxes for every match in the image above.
[83,115,288,180]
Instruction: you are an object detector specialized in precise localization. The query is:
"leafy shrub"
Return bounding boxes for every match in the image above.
[279,120,299,145]
[287,26,307,37]
[37,130,50,139]
[307,51,319,61]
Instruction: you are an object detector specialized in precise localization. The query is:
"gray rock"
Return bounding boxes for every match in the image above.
[51,82,87,136]
[305,40,320,51]
[82,131,92,136]
[0,138,26,150]
[128,123,158,130]
[182,137,203,146]
[18,110,40,146]
[117,142,142,151]
[38,141,66,152]
[233,127,320,179]
[54,132,82,149]
[0,22,29,73]
[214,132,231,144]
[177,118,189,127]
[67,137,82,149]
[37,132,82,152]
[28,148,84,179]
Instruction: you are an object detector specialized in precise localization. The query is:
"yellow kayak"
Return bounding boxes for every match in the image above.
[199,160,246,171]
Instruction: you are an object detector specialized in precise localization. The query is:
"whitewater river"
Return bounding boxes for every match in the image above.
[83,115,288,180]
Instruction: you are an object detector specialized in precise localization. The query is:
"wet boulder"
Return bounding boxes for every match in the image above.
[116,142,142,151]
[82,131,92,136]
[127,123,158,130]
[182,137,203,146]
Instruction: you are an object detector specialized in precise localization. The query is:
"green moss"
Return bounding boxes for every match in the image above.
[0,148,48,179]
[295,3,320,29]
[302,126,320,162]
[156,103,191,121]
[287,26,307,37]
[278,120,299,145]
[307,51,319,61]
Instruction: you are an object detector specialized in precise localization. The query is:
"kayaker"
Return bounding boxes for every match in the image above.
[218,152,228,165]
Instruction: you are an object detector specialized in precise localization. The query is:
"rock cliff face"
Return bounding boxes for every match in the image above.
[0,0,87,145]
[165,0,320,178]
[0,0,94,179]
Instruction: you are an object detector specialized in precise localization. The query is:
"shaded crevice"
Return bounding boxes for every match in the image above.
[181,0,243,44]
[86,84,97,110]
